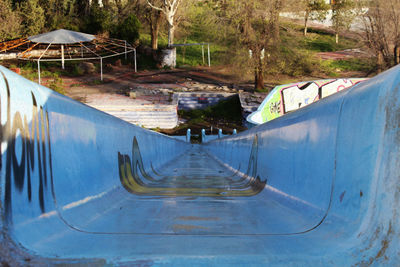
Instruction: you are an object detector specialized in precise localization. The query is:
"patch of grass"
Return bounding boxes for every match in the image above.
[60,63,85,77]
[301,33,359,52]
[322,58,376,73]
[175,43,227,67]
[179,95,242,124]
[139,23,369,78]
[140,33,169,48]
[48,76,65,95]
[139,33,228,68]
[86,80,104,85]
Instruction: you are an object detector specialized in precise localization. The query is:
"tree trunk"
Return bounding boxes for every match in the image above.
[254,60,264,91]
[304,11,309,36]
[150,10,162,50]
[102,0,110,8]
[271,0,282,41]
[395,45,400,65]
[335,33,339,44]
[115,0,123,16]
[271,12,280,41]
[168,22,175,47]
[151,30,158,50]
[377,51,384,73]
[255,71,264,91]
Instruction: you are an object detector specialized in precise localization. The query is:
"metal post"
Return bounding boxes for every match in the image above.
[37,60,41,85]
[186,129,191,143]
[201,129,206,143]
[134,48,137,72]
[100,58,103,81]
[233,129,237,135]
[124,40,127,60]
[218,129,222,138]
[81,45,83,58]
[202,45,205,66]
[207,43,211,67]
[61,45,65,69]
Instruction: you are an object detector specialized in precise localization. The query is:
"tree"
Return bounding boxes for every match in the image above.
[303,0,329,36]
[225,0,285,91]
[0,0,21,41]
[360,0,400,70]
[331,0,356,44]
[143,0,163,50]
[74,0,90,17]
[114,14,141,45]
[269,0,285,41]
[40,0,80,31]
[146,0,182,47]
[387,0,400,65]
[18,0,45,36]
[84,2,114,34]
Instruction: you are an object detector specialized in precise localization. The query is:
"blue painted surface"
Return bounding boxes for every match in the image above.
[1,65,400,266]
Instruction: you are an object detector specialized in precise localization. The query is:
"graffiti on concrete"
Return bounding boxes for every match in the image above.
[0,70,54,221]
[118,135,266,197]
[282,82,320,113]
[247,78,367,125]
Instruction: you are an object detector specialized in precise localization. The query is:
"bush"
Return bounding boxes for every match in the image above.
[48,76,65,95]
[113,14,140,45]
[287,50,317,76]
[83,4,113,34]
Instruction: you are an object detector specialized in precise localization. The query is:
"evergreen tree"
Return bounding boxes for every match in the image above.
[0,0,21,41]
[18,0,45,36]
[42,0,80,31]
[84,2,114,34]
[114,14,141,45]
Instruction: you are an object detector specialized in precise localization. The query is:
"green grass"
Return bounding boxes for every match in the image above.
[178,95,243,124]
[175,43,227,67]
[139,33,228,67]
[139,22,370,78]
[301,33,359,52]
[140,33,169,48]
[322,58,376,73]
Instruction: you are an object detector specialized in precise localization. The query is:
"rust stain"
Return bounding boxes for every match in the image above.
[374,223,393,260]
[356,222,394,266]
[172,224,208,231]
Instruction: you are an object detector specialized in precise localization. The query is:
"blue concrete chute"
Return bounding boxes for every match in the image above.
[0,64,399,265]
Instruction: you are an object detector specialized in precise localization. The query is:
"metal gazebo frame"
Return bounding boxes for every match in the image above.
[0,29,137,84]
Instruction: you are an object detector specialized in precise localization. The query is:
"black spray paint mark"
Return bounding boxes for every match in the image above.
[0,71,54,222]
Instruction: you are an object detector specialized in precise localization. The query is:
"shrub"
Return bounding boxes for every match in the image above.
[83,4,113,34]
[48,76,65,95]
[113,14,140,45]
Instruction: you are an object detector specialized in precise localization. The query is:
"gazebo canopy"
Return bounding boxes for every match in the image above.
[0,29,137,83]
[28,29,95,44]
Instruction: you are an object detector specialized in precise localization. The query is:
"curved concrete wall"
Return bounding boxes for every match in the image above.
[1,65,399,265]
[205,65,400,264]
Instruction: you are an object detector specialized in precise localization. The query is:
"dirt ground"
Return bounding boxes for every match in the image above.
[43,65,250,102]
[38,60,368,136]
[48,63,361,103]
[42,65,256,135]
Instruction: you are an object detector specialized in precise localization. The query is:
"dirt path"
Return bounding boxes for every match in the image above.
[54,66,246,103]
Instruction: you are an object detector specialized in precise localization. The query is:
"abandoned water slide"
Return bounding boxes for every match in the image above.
[0,64,399,266]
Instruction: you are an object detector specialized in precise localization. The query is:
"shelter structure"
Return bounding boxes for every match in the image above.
[0,29,137,84]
